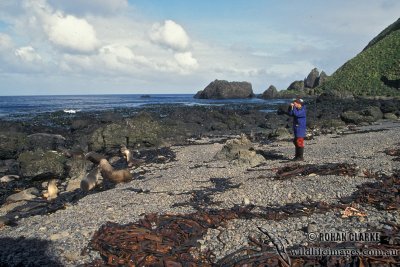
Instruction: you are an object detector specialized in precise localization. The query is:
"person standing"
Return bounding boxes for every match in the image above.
[288,98,306,161]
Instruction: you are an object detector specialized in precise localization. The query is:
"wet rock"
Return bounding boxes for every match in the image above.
[0,159,20,176]
[0,132,27,160]
[89,112,165,151]
[17,150,67,180]
[26,133,66,151]
[340,106,383,124]
[194,80,254,99]
[317,90,354,101]
[380,101,398,113]
[6,187,39,203]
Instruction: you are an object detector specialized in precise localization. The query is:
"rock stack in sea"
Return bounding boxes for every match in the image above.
[194,79,254,99]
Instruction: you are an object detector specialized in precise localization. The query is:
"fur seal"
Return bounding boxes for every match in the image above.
[80,167,100,192]
[85,151,106,164]
[44,179,58,200]
[120,145,145,168]
[99,159,132,183]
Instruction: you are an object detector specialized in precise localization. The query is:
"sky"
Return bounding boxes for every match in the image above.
[0,0,399,96]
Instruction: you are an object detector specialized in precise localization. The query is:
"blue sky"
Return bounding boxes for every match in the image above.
[0,0,399,95]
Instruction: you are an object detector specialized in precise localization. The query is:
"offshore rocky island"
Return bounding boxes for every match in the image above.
[0,18,399,266]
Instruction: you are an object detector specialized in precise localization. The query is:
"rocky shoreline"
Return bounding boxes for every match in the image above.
[0,98,400,266]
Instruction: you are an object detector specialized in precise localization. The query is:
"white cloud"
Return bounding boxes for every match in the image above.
[174,52,198,69]
[23,0,100,53]
[14,46,42,62]
[45,14,99,53]
[150,20,190,51]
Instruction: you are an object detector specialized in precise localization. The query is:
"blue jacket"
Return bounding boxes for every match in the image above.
[289,105,307,137]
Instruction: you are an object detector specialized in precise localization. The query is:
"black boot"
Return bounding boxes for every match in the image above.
[292,147,304,161]
[297,147,304,161]
[293,147,300,161]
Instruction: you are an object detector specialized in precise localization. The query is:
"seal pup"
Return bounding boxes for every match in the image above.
[43,179,58,200]
[80,167,100,192]
[85,151,106,164]
[99,159,132,183]
[120,145,145,168]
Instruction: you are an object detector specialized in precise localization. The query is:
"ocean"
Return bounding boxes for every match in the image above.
[0,94,286,119]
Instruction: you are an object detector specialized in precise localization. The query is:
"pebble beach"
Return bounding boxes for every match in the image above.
[0,119,399,266]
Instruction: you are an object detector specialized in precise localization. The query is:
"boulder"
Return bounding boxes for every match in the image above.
[268,127,292,140]
[340,111,365,124]
[0,132,27,159]
[260,85,278,99]
[383,113,398,120]
[90,112,165,151]
[380,101,398,113]
[287,80,305,91]
[340,106,383,124]
[360,106,383,121]
[0,159,19,176]
[319,119,346,129]
[317,90,354,101]
[26,133,66,151]
[17,150,67,180]
[277,104,291,115]
[215,134,265,167]
[305,68,320,88]
[194,80,254,99]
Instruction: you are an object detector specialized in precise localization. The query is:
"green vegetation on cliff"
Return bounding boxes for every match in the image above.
[318,18,400,96]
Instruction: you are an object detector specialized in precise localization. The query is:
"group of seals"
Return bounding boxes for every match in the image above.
[80,146,140,192]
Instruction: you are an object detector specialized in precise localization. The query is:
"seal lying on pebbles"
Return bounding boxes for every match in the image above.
[80,167,100,192]
[99,159,132,183]
[120,145,145,168]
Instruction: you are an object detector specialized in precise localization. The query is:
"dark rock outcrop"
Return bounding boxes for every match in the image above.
[194,80,254,99]
[0,132,27,160]
[287,80,305,91]
[316,71,328,87]
[286,68,330,93]
[17,150,67,180]
[260,85,278,99]
[305,68,320,88]
[340,106,383,124]
[89,112,165,151]
[317,89,354,101]
[26,133,66,151]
